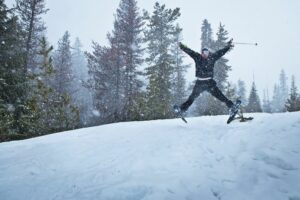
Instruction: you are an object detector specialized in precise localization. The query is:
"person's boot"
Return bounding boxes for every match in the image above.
[173,105,188,123]
[173,105,183,114]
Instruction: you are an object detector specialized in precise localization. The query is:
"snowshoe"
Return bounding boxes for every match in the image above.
[227,100,254,124]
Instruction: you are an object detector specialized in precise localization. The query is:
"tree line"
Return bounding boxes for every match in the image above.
[1,0,299,141]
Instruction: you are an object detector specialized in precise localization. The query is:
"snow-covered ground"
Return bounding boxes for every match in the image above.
[0,112,300,200]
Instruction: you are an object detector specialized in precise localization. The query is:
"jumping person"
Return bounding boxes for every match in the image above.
[175,39,238,115]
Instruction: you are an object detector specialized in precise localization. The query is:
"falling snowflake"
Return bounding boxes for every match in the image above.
[7,104,15,112]
[92,110,101,117]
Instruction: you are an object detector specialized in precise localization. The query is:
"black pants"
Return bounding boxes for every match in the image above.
[180,79,233,112]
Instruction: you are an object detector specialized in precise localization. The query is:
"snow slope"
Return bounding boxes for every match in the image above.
[0,112,300,200]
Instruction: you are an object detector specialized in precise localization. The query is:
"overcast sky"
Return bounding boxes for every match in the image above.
[6,0,300,97]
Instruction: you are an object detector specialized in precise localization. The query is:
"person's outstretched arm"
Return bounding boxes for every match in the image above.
[212,39,234,60]
[179,42,199,60]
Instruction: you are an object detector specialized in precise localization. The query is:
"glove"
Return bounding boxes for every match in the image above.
[179,42,186,49]
[227,38,234,48]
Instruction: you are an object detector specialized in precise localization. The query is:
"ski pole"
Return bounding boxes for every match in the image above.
[233,42,258,46]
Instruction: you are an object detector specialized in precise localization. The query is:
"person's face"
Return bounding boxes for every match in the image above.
[202,50,209,59]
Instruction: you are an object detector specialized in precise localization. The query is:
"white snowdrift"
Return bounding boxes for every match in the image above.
[0,112,300,200]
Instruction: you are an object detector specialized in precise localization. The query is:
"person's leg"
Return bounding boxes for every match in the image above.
[180,81,205,112]
[208,85,234,108]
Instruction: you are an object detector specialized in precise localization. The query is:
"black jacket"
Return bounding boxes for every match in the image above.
[180,44,231,79]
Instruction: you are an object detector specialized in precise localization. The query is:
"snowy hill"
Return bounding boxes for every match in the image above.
[0,112,300,200]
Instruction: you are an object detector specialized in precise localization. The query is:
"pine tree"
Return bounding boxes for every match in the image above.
[86,43,122,123]
[271,70,289,112]
[16,0,48,74]
[113,0,145,121]
[71,38,93,126]
[87,0,145,124]
[108,35,125,122]
[214,23,232,91]
[171,24,189,105]
[246,81,262,113]
[32,37,55,133]
[30,37,80,134]
[72,38,88,82]
[46,93,79,132]
[286,75,300,112]
[52,31,75,95]
[262,89,272,113]
[0,0,33,135]
[237,79,247,106]
[278,69,289,112]
[225,82,237,102]
[0,0,19,134]
[143,2,180,119]
[271,84,281,112]
[28,36,54,134]
[50,32,80,130]
[201,19,214,50]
